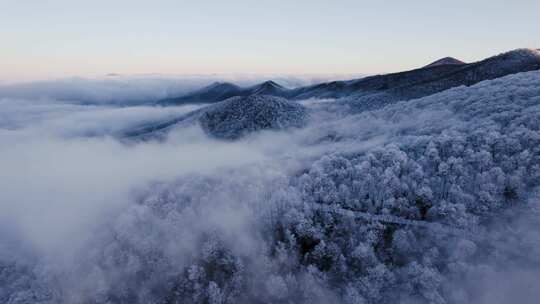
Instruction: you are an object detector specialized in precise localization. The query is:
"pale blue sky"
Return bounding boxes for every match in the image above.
[1,0,539,81]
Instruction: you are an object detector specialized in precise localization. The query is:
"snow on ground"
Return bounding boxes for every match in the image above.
[1,71,540,303]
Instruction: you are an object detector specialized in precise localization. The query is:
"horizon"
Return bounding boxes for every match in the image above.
[1,0,539,82]
[1,48,537,87]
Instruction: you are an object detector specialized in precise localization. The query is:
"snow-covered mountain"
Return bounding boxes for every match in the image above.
[157,80,288,105]
[198,95,307,140]
[2,50,540,304]
[293,48,540,102]
[5,68,540,304]
[247,80,287,96]
[126,95,308,140]
[156,48,540,106]
[134,49,540,139]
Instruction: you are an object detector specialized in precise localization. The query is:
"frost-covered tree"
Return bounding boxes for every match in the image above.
[2,70,540,303]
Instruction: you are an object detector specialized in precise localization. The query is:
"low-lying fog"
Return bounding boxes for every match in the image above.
[1,72,540,303]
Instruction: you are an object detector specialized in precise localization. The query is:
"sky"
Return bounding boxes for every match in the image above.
[1,0,539,82]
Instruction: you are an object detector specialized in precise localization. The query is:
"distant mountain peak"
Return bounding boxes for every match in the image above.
[424,57,466,68]
[250,80,286,95]
[156,48,540,106]
[258,80,284,89]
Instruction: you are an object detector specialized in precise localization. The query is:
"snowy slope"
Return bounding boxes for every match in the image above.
[125,95,308,140]
[2,69,540,303]
[343,48,540,111]
[157,80,288,105]
[199,95,307,139]
[155,48,540,106]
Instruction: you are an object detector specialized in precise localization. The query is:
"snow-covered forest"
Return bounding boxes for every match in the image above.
[1,69,540,303]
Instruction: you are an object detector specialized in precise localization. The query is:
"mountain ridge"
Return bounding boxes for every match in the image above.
[156,48,540,106]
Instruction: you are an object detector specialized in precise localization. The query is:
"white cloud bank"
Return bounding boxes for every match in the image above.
[1,71,540,303]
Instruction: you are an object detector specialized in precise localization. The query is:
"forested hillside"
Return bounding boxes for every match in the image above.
[2,69,539,303]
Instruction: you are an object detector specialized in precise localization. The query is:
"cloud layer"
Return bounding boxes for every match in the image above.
[1,71,540,303]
